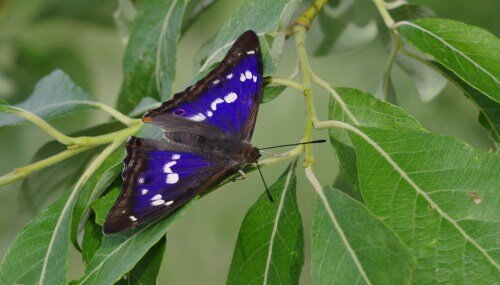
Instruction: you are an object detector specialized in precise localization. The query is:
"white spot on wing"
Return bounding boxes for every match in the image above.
[206,110,213,117]
[253,75,257,83]
[247,50,255,55]
[151,194,162,201]
[245,70,252,79]
[171,154,180,160]
[212,79,220,85]
[166,200,174,206]
[138,177,145,184]
[224,92,238,103]
[151,199,165,206]
[188,113,206,121]
[226,73,233,79]
[240,73,246,82]
[163,161,177,173]
[166,173,179,184]
[211,98,224,110]
[141,189,148,195]
[129,215,137,222]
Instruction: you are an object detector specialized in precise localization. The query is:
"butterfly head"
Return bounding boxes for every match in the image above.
[244,145,261,163]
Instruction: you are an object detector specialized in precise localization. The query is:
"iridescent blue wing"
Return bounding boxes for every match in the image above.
[103,137,233,233]
[143,30,263,141]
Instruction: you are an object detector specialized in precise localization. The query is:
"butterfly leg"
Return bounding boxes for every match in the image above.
[235,170,247,180]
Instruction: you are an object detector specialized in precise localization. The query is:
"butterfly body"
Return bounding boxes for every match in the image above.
[104,31,263,234]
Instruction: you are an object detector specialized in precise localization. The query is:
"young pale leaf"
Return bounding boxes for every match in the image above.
[82,216,103,266]
[78,200,194,285]
[312,187,416,284]
[328,87,421,197]
[398,18,500,103]
[349,126,500,283]
[0,69,95,128]
[71,148,125,249]
[0,192,73,285]
[116,236,167,285]
[227,161,303,285]
[198,0,301,75]
[117,0,189,113]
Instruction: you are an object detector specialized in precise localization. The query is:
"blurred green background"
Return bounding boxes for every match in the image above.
[0,0,498,284]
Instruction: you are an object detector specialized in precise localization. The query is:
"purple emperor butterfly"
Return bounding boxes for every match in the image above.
[103,31,263,233]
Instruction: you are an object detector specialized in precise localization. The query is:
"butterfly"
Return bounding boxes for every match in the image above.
[103,30,263,234]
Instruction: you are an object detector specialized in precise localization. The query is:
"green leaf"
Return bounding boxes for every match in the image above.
[0,191,75,285]
[348,126,500,283]
[78,200,194,285]
[0,69,95,128]
[328,87,422,197]
[261,84,287,103]
[116,237,167,285]
[19,122,123,213]
[198,0,301,76]
[82,216,103,266]
[71,148,124,249]
[92,187,120,226]
[227,161,303,285]
[117,0,190,113]
[312,187,416,284]
[398,18,500,103]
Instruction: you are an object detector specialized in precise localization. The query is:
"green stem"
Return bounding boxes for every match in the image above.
[311,73,360,125]
[381,38,400,100]
[372,0,396,29]
[294,24,317,168]
[79,101,137,126]
[0,145,94,187]
[264,77,306,92]
[294,0,329,30]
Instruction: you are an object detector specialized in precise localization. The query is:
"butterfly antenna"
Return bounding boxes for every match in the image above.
[260,139,326,150]
[256,160,274,202]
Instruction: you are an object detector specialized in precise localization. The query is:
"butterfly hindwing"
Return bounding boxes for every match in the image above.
[143,30,263,141]
[103,137,233,233]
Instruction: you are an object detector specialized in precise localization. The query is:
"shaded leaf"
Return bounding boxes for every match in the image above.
[432,61,500,145]
[0,69,95,128]
[312,187,415,284]
[116,236,167,285]
[77,200,193,285]
[227,161,303,285]
[82,215,103,266]
[328,87,421,198]
[349,126,500,283]
[314,0,377,56]
[182,0,218,32]
[117,0,190,113]
[398,18,500,103]
[92,187,121,226]
[71,148,125,249]
[198,0,301,75]
[261,84,287,103]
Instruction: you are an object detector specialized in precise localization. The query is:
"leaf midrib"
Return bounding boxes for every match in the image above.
[263,166,294,285]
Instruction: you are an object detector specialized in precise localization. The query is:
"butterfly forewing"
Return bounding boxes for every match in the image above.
[143,30,263,141]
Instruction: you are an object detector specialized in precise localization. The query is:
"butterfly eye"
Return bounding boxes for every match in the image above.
[173,109,185,116]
